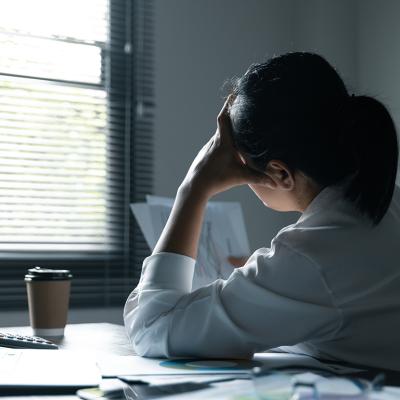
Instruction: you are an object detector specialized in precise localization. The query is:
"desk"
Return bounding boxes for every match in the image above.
[3,323,400,399]
[2,323,134,400]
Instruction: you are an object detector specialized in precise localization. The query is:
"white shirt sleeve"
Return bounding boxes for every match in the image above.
[124,241,342,358]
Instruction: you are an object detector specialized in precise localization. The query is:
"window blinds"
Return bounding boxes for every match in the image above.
[0,0,109,252]
[0,0,154,308]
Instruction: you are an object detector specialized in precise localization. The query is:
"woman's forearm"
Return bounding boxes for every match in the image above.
[152,183,209,259]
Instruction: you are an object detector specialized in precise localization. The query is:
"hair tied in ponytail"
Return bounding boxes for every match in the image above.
[231,53,398,226]
[343,95,398,225]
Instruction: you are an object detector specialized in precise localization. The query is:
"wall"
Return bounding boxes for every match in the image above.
[357,0,400,126]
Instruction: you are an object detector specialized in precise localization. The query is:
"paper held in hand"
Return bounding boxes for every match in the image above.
[130,195,250,290]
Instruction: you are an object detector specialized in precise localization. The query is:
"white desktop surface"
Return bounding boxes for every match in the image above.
[1,323,133,399]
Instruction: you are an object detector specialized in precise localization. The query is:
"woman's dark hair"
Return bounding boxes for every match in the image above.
[230,52,398,225]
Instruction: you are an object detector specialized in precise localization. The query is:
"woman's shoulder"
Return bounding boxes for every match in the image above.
[238,236,336,308]
[269,211,368,272]
[273,183,387,254]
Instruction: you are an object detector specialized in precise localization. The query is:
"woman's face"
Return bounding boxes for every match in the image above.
[249,182,294,211]
[239,154,299,212]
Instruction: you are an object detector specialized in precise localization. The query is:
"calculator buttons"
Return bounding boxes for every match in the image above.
[0,333,58,349]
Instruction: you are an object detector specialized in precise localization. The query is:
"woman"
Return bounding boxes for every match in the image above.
[124,52,400,371]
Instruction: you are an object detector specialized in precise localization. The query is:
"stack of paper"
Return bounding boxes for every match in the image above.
[131,196,250,289]
[97,352,364,379]
[96,354,373,400]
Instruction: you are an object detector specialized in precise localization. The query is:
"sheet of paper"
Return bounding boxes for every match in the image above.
[98,356,257,378]
[131,196,250,290]
[130,203,156,248]
[119,374,247,385]
[0,348,100,387]
[97,352,364,378]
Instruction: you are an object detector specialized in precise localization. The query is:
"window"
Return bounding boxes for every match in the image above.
[0,0,154,308]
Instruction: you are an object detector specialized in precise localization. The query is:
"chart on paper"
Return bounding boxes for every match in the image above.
[131,196,250,289]
[159,359,263,372]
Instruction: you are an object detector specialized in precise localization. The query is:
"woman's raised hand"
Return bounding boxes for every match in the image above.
[153,96,268,259]
[180,96,270,200]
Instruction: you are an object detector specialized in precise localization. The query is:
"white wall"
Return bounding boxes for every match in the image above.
[356,0,400,125]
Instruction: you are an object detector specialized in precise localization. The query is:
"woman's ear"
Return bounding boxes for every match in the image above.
[266,160,295,190]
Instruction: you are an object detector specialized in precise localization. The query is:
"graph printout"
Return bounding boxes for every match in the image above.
[131,196,250,290]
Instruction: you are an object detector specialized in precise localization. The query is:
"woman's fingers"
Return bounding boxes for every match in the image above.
[227,256,248,268]
[217,94,233,122]
[239,164,273,187]
[217,95,235,144]
[216,97,272,188]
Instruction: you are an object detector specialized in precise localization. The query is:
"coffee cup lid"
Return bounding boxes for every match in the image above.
[25,267,73,281]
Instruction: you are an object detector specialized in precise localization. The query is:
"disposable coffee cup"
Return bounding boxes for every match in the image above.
[25,267,72,338]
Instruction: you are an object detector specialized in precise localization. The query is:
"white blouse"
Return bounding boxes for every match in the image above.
[124,184,400,371]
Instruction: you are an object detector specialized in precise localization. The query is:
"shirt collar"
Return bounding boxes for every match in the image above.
[297,184,346,224]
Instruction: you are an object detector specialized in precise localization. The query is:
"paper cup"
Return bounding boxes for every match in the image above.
[25,267,72,338]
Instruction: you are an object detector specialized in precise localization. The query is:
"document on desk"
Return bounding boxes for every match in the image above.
[131,196,250,289]
[97,352,364,378]
[0,348,101,394]
[98,356,255,377]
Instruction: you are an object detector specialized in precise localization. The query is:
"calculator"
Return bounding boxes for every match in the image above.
[0,332,58,349]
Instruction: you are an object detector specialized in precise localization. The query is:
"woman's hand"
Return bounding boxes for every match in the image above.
[180,96,270,200]
[228,256,249,268]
